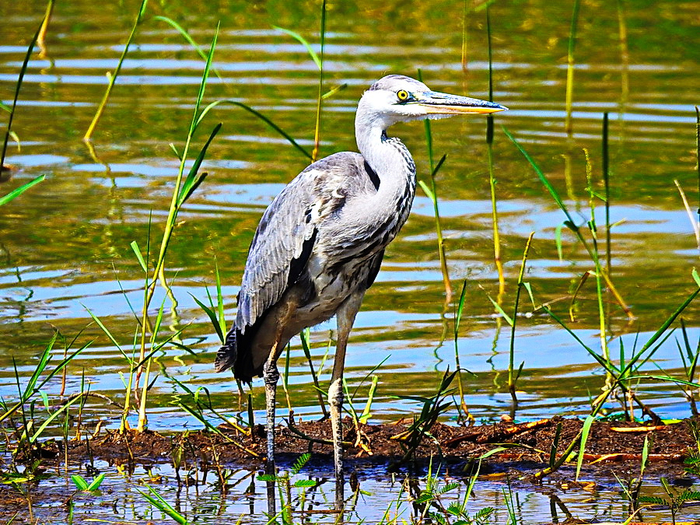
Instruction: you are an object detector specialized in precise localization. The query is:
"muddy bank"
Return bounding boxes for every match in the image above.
[30,416,700,482]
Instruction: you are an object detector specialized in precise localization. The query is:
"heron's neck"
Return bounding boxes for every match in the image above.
[355,121,416,201]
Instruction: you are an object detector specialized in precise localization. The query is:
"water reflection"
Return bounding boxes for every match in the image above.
[9,458,699,524]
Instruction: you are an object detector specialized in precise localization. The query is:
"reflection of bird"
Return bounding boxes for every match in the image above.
[216,74,506,503]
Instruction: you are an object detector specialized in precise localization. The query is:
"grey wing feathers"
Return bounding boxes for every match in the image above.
[234,152,375,333]
[235,174,318,332]
[215,151,380,380]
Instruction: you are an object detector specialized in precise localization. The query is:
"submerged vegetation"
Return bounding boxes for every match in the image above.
[1,0,699,522]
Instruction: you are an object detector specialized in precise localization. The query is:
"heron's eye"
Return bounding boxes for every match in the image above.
[396,90,410,102]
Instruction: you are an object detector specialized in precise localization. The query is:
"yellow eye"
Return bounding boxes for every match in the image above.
[397,90,409,102]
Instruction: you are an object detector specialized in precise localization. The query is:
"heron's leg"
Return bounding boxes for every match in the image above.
[263,346,280,517]
[329,292,364,510]
[263,354,280,473]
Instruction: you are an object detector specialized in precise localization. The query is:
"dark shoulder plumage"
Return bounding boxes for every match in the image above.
[301,152,380,196]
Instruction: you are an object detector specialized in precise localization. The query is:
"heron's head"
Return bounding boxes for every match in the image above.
[358,74,507,130]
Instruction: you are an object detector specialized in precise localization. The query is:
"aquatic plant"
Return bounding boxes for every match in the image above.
[257,453,319,524]
[391,369,457,465]
[83,0,148,140]
[0,17,45,202]
[137,484,190,524]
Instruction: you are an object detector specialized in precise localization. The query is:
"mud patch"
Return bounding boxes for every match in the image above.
[32,416,700,482]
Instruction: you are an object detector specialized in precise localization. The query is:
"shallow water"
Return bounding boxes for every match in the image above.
[1,0,700,521]
[10,461,700,524]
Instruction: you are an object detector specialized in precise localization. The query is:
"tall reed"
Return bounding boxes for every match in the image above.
[616,0,630,114]
[1,16,44,171]
[417,69,452,302]
[503,127,632,319]
[84,0,148,141]
[602,113,611,272]
[564,0,581,137]
[133,25,222,431]
[485,5,505,294]
[313,0,327,161]
[696,107,699,225]
[37,0,55,58]
[507,233,534,405]
[453,281,471,421]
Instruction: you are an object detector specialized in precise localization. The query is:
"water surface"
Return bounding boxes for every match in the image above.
[1,0,699,521]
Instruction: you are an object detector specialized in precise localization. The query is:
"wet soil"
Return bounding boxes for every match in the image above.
[30,416,700,482]
[3,417,700,524]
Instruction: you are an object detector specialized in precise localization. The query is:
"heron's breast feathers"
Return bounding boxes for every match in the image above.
[234,151,410,333]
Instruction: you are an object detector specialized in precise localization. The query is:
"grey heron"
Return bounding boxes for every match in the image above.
[215,74,506,504]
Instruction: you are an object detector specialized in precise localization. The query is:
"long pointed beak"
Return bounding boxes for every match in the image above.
[416,90,507,115]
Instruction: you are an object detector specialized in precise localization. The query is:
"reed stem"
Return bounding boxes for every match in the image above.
[486,6,504,294]
[508,233,534,403]
[564,0,581,137]
[311,0,327,162]
[418,69,452,301]
[84,0,148,141]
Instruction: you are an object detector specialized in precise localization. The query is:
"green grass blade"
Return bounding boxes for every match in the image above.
[545,307,618,373]
[152,15,222,80]
[137,485,189,525]
[2,17,44,168]
[130,240,148,272]
[71,475,88,491]
[576,414,594,480]
[84,0,148,140]
[85,308,122,351]
[86,473,106,492]
[177,122,222,206]
[503,126,575,228]
[36,342,91,394]
[30,395,84,443]
[214,262,225,336]
[133,331,183,369]
[418,70,434,170]
[359,375,379,424]
[299,328,328,417]
[641,375,700,389]
[640,434,650,478]
[23,333,56,402]
[618,286,700,376]
[0,175,45,207]
[0,340,90,425]
[197,99,311,160]
[272,26,321,70]
[191,293,224,343]
[550,422,562,469]
[418,180,434,200]
[150,296,167,343]
[188,23,218,138]
[454,279,469,336]
[487,294,513,326]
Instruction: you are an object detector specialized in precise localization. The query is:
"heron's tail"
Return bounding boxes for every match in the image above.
[215,328,238,373]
